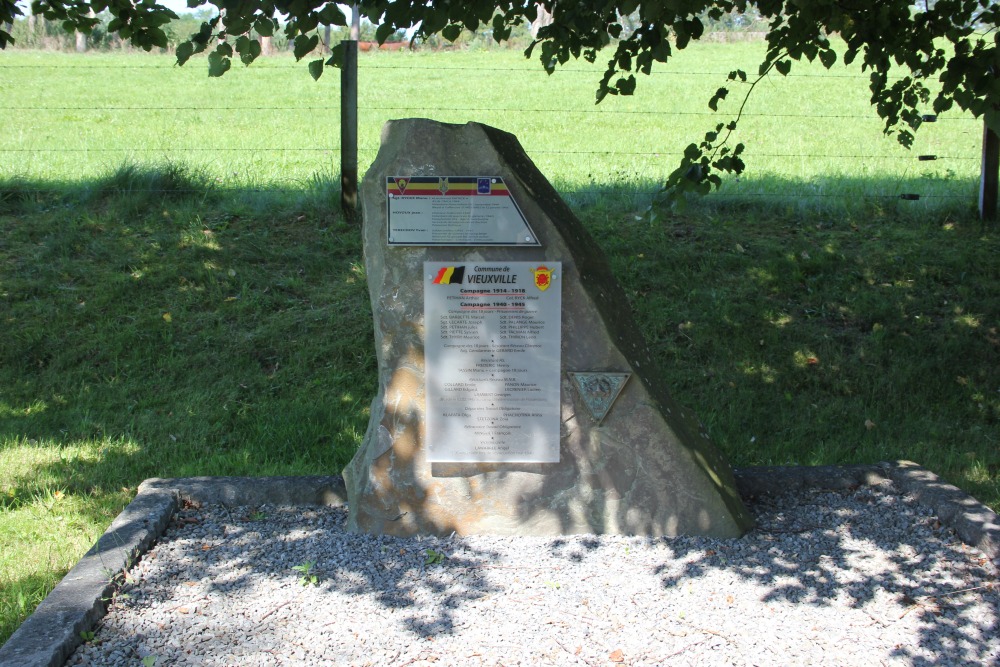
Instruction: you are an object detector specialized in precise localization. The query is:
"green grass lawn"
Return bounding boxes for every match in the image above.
[0,172,375,642]
[0,45,997,645]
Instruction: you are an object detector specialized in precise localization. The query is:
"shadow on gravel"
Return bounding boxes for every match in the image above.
[145,504,506,644]
[75,485,999,666]
[652,487,999,665]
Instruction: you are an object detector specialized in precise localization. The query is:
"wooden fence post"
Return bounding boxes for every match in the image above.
[979,120,998,221]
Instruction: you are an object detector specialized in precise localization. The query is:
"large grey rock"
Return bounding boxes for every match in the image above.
[344,119,753,538]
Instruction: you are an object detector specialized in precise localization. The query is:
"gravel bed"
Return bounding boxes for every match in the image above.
[67,482,999,667]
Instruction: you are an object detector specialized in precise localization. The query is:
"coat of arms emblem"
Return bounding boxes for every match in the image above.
[532,265,553,291]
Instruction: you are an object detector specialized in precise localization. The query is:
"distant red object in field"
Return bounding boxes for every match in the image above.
[358,41,411,52]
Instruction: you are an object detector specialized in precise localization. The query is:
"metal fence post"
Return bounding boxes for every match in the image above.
[979,120,998,221]
[340,39,358,219]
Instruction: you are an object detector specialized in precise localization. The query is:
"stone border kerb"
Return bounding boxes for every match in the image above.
[1,463,996,667]
[0,476,347,667]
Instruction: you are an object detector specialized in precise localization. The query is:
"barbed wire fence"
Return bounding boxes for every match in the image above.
[0,50,991,218]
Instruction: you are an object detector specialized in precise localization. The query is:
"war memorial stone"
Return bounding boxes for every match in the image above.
[343,119,753,537]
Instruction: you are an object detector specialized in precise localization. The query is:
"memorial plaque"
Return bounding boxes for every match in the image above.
[387,176,539,246]
[346,119,754,538]
[568,372,631,424]
[424,261,561,462]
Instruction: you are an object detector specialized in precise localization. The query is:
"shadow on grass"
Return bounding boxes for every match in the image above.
[563,177,999,505]
[554,170,982,221]
[0,165,374,529]
[0,165,382,642]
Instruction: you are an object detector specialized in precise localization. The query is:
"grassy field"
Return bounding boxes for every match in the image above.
[1,45,981,209]
[1,45,997,645]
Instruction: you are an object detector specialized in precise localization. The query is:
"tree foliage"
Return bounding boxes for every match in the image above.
[4,0,999,201]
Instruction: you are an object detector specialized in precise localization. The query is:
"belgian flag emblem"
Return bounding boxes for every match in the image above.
[432,266,465,285]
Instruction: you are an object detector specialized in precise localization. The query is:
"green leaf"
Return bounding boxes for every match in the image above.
[819,49,837,69]
[293,34,319,61]
[308,58,324,81]
[254,17,274,37]
[492,14,510,41]
[327,42,345,68]
[175,41,194,66]
[207,51,231,77]
[675,24,691,50]
[616,75,636,95]
[375,22,395,44]
[420,8,447,35]
[540,41,557,72]
[225,16,250,35]
[151,29,168,50]
[193,21,213,45]
[774,59,791,76]
[297,14,320,34]
[442,23,462,42]
[318,4,346,26]
[149,11,177,28]
[237,37,261,66]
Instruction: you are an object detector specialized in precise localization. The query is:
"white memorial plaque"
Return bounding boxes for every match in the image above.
[387,176,540,246]
[425,261,561,462]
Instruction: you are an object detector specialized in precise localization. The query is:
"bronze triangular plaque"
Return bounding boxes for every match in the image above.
[569,372,631,424]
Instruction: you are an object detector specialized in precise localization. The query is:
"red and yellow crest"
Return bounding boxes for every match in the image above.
[532,265,553,291]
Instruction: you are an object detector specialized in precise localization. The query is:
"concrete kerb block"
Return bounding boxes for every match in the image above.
[0,476,347,667]
[139,475,348,508]
[733,461,1000,571]
[881,460,1000,570]
[1,466,996,667]
[0,485,176,667]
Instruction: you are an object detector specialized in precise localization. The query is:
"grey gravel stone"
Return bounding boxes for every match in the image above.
[63,483,999,666]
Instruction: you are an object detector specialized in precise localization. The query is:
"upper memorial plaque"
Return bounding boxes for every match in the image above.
[386,176,540,246]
